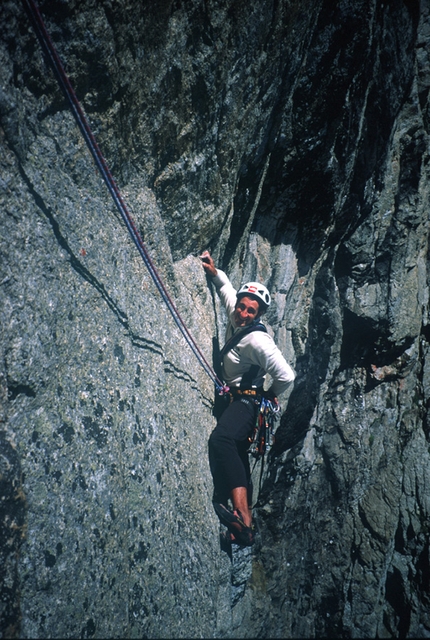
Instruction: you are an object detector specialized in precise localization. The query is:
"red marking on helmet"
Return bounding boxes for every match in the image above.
[248,285,258,293]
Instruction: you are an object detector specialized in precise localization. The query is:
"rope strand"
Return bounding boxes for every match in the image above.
[23,0,226,393]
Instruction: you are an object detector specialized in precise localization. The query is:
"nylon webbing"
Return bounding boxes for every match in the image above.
[22,0,226,393]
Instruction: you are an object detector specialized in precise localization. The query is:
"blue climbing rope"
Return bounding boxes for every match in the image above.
[22,0,227,394]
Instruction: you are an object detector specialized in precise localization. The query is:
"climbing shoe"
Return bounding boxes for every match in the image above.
[213,502,255,547]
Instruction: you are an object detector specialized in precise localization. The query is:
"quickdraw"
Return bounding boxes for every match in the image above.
[248,397,280,460]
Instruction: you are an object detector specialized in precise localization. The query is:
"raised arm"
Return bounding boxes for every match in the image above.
[200,250,218,278]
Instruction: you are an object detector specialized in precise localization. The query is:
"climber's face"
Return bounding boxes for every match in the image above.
[234,296,260,327]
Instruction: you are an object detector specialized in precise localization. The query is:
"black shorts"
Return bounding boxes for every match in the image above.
[208,396,257,503]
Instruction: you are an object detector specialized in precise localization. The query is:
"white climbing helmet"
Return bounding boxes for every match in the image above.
[237,281,271,310]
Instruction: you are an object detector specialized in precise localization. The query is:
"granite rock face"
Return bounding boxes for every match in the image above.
[1,0,430,637]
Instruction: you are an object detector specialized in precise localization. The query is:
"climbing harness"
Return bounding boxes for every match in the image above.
[212,322,267,417]
[22,0,228,395]
[248,396,280,460]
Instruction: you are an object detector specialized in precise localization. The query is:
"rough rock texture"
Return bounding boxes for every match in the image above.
[1,0,430,638]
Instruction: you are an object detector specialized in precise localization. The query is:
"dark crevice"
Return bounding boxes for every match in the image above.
[163,360,212,407]
[394,519,405,553]
[163,360,199,389]
[272,258,339,456]
[7,383,36,401]
[220,3,314,271]
[19,163,126,319]
[0,432,26,638]
[320,444,342,502]
[421,324,430,343]
[272,372,316,455]
[385,567,411,637]
[222,161,268,269]
[340,306,416,378]
[415,539,430,604]
[130,336,164,359]
[18,162,165,359]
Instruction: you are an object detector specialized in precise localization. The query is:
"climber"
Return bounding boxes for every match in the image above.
[201,251,295,546]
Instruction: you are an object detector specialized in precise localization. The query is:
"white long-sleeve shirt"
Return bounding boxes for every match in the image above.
[212,270,295,396]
